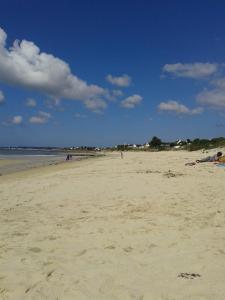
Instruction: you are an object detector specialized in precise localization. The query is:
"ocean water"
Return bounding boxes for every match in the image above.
[0,148,64,158]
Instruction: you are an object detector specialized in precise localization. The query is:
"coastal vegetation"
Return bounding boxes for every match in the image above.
[2,137,225,153]
[115,136,225,151]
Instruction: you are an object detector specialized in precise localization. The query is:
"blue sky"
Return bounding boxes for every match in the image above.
[1,0,225,146]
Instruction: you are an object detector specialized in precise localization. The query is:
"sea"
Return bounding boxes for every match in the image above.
[0,148,64,157]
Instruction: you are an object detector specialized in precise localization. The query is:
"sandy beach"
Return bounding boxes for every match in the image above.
[0,150,225,299]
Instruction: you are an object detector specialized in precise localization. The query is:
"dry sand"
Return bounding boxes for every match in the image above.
[0,150,225,299]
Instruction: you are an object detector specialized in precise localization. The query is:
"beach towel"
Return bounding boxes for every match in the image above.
[215,163,225,168]
[218,156,225,162]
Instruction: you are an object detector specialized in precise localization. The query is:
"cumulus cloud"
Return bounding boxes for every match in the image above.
[162,63,218,79]
[196,89,225,108]
[106,74,131,87]
[29,111,51,124]
[211,77,225,89]
[121,94,142,108]
[0,90,5,104]
[11,115,23,124]
[84,98,107,113]
[196,76,225,109]
[158,100,203,115]
[105,89,123,102]
[0,27,107,112]
[25,98,36,107]
[1,115,23,126]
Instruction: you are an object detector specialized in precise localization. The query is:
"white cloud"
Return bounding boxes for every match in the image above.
[29,111,51,124]
[121,94,142,108]
[106,74,131,87]
[0,27,107,112]
[196,89,225,108]
[11,115,23,124]
[105,89,123,102]
[84,98,107,113]
[196,76,225,109]
[0,90,5,104]
[25,98,36,107]
[158,100,203,115]
[162,63,218,79]
[1,115,23,126]
[45,98,62,110]
[211,77,225,89]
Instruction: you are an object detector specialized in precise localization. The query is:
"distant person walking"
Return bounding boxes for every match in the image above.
[120,151,124,159]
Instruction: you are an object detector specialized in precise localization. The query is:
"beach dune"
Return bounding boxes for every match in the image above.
[0,151,225,299]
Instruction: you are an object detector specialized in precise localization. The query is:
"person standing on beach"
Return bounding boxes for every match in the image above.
[121,151,124,159]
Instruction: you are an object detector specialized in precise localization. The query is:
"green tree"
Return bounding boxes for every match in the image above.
[149,136,162,147]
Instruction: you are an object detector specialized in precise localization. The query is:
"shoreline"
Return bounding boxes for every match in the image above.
[0,152,105,178]
[0,147,223,178]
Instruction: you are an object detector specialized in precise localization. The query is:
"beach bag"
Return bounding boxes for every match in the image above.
[218,156,225,162]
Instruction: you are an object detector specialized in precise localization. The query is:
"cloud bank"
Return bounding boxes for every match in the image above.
[0,27,107,112]
[162,61,225,112]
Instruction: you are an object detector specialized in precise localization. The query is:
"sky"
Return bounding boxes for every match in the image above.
[1,0,225,147]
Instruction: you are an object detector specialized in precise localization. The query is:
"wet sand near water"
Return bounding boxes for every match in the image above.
[0,154,97,175]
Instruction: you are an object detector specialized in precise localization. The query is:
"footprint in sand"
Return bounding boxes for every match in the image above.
[75,249,87,256]
[123,246,133,253]
[48,236,58,240]
[46,270,55,280]
[29,247,42,253]
[178,273,201,279]
[105,245,116,250]
[0,288,8,296]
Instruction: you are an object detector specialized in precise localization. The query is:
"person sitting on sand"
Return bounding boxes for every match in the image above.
[196,151,222,163]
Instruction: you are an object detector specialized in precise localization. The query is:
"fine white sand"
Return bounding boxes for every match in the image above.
[0,150,225,299]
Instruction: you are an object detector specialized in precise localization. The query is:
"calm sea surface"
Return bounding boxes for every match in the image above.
[0,149,64,157]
